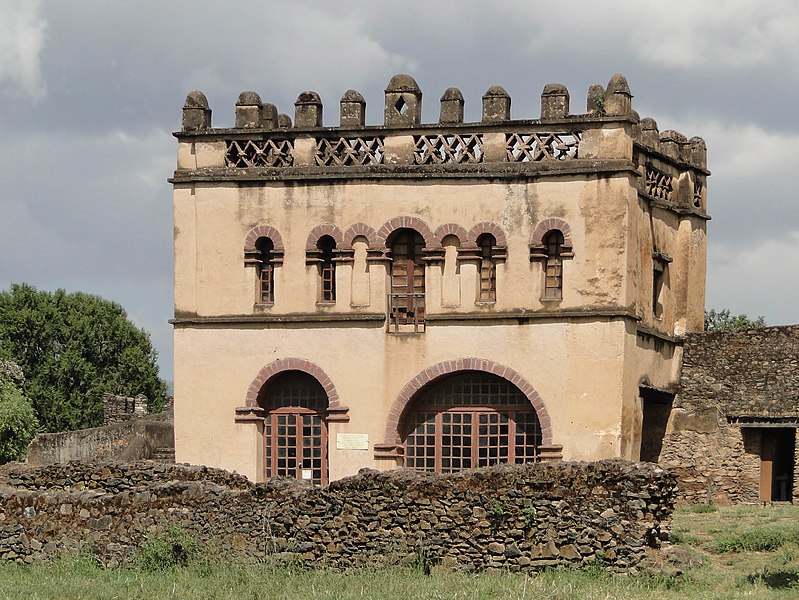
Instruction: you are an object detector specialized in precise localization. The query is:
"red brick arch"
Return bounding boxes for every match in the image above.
[244,225,284,253]
[381,358,554,446]
[433,223,469,247]
[530,218,572,247]
[342,222,378,249]
[376,216,435,248]
[305,224,344,251]
[468,222,508,247]
[245,358,341,410]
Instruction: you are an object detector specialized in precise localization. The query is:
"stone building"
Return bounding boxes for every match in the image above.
[659,326,799,504]
[170,72,709,484]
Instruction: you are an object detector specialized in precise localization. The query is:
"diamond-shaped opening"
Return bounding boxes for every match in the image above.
[395,96,409,116]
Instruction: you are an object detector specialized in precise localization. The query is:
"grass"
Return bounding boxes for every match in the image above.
[0,505,798,599]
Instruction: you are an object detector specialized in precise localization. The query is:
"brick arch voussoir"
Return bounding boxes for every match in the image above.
[383,358,554,446]
[305,224,344,251]
[245,358,341,408]
[468,222,508,248]
[376,216,435,248]
[244,225,284,253]
[343,222,378,249]
[530,218,572,247]
[433,223,469,247]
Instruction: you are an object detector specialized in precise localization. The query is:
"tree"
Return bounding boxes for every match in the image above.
[704,308,766,332]
[0,358,38,462]
[0,284,167,432]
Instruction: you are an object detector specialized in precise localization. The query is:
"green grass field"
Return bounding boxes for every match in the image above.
[1,504,798,599]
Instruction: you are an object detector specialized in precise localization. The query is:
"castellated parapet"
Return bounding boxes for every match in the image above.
[176,73,708,215]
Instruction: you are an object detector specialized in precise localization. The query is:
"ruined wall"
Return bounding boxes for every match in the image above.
[0,460,675,572]
[660,326,799,503]
[26,418,174,466]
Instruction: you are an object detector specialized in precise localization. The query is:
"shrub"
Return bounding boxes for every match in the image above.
[136,525,196,571]
[0,380,39,462]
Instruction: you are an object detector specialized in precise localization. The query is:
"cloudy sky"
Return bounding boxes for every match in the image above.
[1,1,797,383]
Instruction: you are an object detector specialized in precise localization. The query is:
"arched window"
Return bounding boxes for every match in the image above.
[388,229,425,331]
[403,371,542,473]
[542,230,565,300]
[317,235,336,303]
[476,233,497,302]
[258,371,329,485]
[256,237,275,304]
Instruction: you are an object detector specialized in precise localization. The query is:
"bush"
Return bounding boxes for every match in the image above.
[136,526,196,571]
[0,380,39,462]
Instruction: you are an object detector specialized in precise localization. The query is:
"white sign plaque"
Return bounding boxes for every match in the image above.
[337,433,369,450]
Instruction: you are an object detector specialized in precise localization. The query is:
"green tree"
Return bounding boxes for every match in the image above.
[0,284,167,432]
[0,358,39,462]
[704,308,766,332]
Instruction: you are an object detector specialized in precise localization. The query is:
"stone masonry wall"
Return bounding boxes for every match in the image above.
[660,326,799,504]
[0,460,675,572]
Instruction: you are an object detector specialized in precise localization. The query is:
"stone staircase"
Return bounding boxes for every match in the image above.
[151,446,175,463]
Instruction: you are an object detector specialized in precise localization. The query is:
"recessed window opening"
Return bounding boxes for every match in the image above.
[256,237,275,303]
[477,233,497,302]
[317,235,336,303]
[543,230,564,300]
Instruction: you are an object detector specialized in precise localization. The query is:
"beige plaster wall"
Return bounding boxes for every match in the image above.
[173,176,635,320]
[174,319,628,482]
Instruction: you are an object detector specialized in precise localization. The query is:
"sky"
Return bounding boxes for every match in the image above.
[1,0,797,384]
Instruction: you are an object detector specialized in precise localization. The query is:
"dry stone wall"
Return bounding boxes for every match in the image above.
[0,460,674,572]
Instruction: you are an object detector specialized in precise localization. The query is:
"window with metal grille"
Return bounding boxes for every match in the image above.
[543,230,564,300]
[476,233,497,302]
[317,235,337,303]
[260,371,328,485]
[403,371,542,473]
[256,237,275,304]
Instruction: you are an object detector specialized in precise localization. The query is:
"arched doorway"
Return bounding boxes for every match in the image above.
[257,370,329,485]
[402,371,543,473]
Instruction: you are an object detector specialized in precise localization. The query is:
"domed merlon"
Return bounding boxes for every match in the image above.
[236,91,263,129]
[182,90,211,131]
[277,113,292,129]
[340,89,366,127]
[586,84,605,114]
[541,83,570,120]
[262,103,278,130]
[639,117,660,149]
[482,85,510,123]
[603,74,633,116]
[439,87,464,124]
[689,136,707,169]
[385,74,421,93]
[295,91,323,128]
[659,130,687,161]
[384,74,422,127]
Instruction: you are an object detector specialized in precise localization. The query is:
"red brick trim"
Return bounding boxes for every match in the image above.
[305,224,344,251]
[433,223,470,247]
[244,358,345,417]
[381,358,554,446]
[468,222,508,248]
[530,218,572,247]
[244,225,284,253]
[376,216,435,248]
[342,222,378,249]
